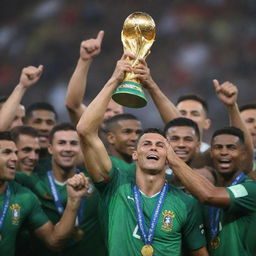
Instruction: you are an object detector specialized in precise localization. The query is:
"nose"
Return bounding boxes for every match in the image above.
[130,132,139,142]
[219,147,228,155]
[177,139,185,148]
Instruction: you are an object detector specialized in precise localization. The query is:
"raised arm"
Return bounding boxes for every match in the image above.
[213,79,253,173]
[34,173,89,250]
[0,65,43,131]
[133,58,181,124]
[76,53,133,181]
[65,31,104,125]
[167,143,230,208]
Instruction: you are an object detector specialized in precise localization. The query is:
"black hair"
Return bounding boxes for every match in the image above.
[176,94,208,114]
[239,103,256,112]
[104,113,139,132]
[164,117,200,140]
[24,102,58,122]
[49,122,76,144]
[211,126,245,145]
[0,96,8,104]
[0,131,13,141]
[10,126,39,143]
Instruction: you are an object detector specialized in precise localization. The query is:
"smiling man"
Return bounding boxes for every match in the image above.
[0,131,90,256]
[167,126,256,256]
[10,126,40,175]
[77,54,209,256]
[15,123,107,256]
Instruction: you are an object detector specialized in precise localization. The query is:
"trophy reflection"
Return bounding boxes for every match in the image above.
[112,12,156,108]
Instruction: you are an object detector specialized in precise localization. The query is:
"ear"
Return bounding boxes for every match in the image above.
[203,118,211,130]
[106,132,116,145]
[48,144,53,155]
[132,151,138,161]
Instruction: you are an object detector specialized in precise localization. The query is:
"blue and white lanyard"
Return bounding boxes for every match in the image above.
[0,185,11,233]
[47,170,85,225]
[209,173,245,239]
[133,183,168,245]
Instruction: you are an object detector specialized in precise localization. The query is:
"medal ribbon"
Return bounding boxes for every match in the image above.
[0,185,11,233]
[209,172,245,239]
[133,183,168,245]
[47,170,85,225]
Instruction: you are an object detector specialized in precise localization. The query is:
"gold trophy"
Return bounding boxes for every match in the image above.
[112,12,156,108]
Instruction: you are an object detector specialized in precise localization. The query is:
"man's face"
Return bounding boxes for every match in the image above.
[177,100,210,137]
[211,134,244,176]
[240,109,256,148]
[133,133,167,174]
[16,134,40,173]
[107,120,142,156]
[166,126,200,164]
[9,105,25,129]
[103,100,124,121]
[25,110,56,149]
[48,130,80,170]
[0,140,17,181]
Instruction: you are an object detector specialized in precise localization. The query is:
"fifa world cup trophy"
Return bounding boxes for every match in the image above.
[112,12,156,108]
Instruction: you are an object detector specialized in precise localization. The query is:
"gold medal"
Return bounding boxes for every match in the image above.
[72,227,84,241]
[141,244,154,256]
[210,236,220,250]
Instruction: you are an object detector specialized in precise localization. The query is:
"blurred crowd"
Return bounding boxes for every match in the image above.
[1,0,256,142]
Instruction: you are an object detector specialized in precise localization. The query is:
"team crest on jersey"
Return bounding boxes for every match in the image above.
[161,210,175,232]
[10,204,21,225]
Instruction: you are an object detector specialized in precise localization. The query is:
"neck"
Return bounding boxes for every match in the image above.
[216,170,243,187]
[52,161,76,183]
[136,168,165,197]
[109,147,133,164]
[0,180,8,194]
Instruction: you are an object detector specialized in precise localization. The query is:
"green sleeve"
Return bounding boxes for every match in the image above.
[26,191,49,230]
[15,172,38,190]
[226,179,256,214]
[182,198,206,251]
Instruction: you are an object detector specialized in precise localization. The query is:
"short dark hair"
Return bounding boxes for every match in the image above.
[0,96,8,104]
[164,117,200,140]
[211,126,245,145]
[104,113,139,132]
[136,128,165,146]
[49,123,76,144]
[239,103,256,112]
[0,131,13,141]
[10,126,39,143]
[176,94,208,114]
[24,102,58,122]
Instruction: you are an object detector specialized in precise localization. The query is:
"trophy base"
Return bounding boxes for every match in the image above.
[112,81,147,108]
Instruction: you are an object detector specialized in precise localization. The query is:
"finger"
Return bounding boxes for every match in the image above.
[213,79,220,90]
[121,51,136,60]
[96,30,104,44]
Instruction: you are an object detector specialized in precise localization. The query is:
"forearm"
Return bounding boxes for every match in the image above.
[147,82,180,124]
[77,78,118,135]
[0,84,26,130]
[66,58,92,110]
[48,198,80,249]
[170,157,219,204]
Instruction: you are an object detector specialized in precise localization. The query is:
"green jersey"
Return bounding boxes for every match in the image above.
[204,175,256,256]
[15,170,107,256]
[0,181,49,256]
[95,157,206,256]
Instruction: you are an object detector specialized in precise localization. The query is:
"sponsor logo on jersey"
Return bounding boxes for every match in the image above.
[10,204,21,225]
[161,210,175,232]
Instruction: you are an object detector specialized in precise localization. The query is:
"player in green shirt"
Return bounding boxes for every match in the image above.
[15,123,107,256]
[76,53,209,256]
[0,131,90,256]
[167,81,256,256]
